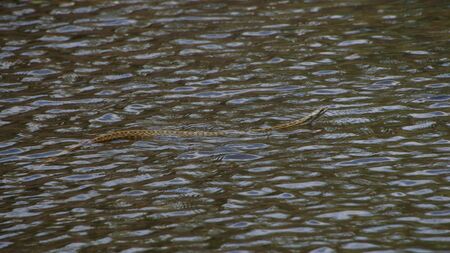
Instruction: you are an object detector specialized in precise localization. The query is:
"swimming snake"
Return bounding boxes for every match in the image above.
[48,107,328,160]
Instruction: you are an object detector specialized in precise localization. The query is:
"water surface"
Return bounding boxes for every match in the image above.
[0,0,449,252]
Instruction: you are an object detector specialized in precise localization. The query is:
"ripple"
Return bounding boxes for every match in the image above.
[31,98,104,106]
[222,153,261,161]
[388,179,435,187]
[104,73,133,81]
[337,39,370,46]
[92,113,122,123]
[66,190,100,202]
[199,33,232,39]
[311,70,340,76]
[317,210,373,220]
[52,25,93,33]
[179,48,204,56]
[406,169,450,176]
[153,16,232,23]
[320,133,357,139]
[235,227,315,239]
[364,80,400,90]
[242,30,279,36]
[295,145,332,151]
[402,121,435,131]
[0,105,36,117]
[337,157,399,167]
[396,217,450,225]
[404,50,431,55]
[16,69,59,76]
[276,181,326,190]
[93,18,137,27]
[45,41,91,49]
[102,174,154,187]
[409,111,447,119]
[146,177,191,188]
[60,173,105,182]
[132,52,167,60]
[225,143,269,150]
[239,187,275,196]
[172,39,210,45]
[0,207,41,218]
[0,147,23,156]
[309,88,348,95]
[342,242,379,250]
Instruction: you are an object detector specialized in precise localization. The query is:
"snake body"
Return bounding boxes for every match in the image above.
[92,129,227,142]
[252,107,328,132]
[91,107,327,142]
[49,107,328,160]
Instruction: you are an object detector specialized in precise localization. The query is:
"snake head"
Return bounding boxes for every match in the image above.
[315,107,329,117]
[304,106,329,125]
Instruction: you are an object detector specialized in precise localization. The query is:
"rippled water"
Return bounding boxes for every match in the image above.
[1,0,449,252]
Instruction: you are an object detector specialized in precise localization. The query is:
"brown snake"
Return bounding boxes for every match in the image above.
[48,107,328,160]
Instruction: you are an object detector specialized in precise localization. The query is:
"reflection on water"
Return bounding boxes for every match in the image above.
[1,0,449,251]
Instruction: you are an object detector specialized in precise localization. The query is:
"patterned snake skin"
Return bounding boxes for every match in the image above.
[49,107,328,160]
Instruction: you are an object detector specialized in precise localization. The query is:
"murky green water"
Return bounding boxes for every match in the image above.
[1,0,449,252]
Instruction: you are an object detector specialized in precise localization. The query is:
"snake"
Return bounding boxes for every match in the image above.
[48,107,328,160]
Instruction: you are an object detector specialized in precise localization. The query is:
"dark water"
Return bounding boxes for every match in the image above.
[1,0,449,252]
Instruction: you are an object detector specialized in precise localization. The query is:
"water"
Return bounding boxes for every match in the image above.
[1,0,449,252]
